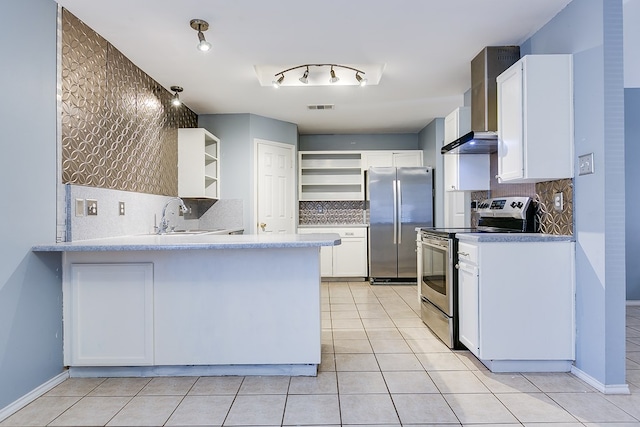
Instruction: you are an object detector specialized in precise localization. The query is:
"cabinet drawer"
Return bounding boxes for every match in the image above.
[457,242,478,264]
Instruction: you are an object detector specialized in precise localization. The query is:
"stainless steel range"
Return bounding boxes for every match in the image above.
[417,196,536,348]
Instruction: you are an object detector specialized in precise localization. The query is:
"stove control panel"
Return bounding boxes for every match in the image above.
[477,197,532,219]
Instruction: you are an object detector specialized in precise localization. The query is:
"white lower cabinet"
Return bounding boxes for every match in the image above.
[456,239,575,372]
[65,263,154,366]
[457,257,479,354]
[298,227,367,277]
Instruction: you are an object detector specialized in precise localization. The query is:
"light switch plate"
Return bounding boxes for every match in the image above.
[578,153,594,175]
[75,199,84,217]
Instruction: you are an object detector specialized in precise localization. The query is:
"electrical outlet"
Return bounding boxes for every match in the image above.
[119,201,125,216]
[578,153,594,176]
[553,192,564,212]
[75,199,85,217]
[317,205,324,213]
[86,199,98,216]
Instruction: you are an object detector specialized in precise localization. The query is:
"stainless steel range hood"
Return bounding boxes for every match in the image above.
[441,131,498,154]
[442,46,520,155]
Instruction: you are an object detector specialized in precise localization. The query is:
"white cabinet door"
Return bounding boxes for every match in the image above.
[497,55,574,183]
[363,152,394,168]
[66,263,154,366]
[298,227,367,277]
[392,151,423,167]
[319,245,333,276]
[457,261,479,356]
[363,151,423,169]
[496,62,524,182]
[333,237,367,276]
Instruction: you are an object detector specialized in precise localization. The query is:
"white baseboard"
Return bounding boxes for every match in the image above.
[0,370,69,422]
[571,365,630,394]
[626,300,640,306]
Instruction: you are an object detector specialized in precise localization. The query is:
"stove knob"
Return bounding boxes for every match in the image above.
[517,202,524,208]
[510,201,517,208]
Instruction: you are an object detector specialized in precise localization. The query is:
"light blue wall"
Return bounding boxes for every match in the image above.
[418,119,445,227]
[299,134,418,151]
[199,113,298,233]
[626,88,640,300]
[522,0,626,387]
[0,0,63,410]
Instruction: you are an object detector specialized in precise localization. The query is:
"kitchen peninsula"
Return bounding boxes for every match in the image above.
[33,233,340,377]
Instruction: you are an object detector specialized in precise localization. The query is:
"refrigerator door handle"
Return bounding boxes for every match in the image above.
[392,179,397,244]
[397,179,402,244]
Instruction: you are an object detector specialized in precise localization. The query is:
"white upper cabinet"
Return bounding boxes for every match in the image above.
[443,107,490,191]
[178,128,220,199]
[362,150,423,168]
[496,54,574,183]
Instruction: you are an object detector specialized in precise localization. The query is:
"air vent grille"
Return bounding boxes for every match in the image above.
[307,104,335,110]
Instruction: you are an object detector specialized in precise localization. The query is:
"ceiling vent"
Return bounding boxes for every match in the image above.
[307,104,335,110]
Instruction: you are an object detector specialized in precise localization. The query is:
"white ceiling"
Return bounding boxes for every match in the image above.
[54,0,572,134]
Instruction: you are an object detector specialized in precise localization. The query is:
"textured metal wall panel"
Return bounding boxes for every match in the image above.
[535,179,573,235]
[61,9,197,196]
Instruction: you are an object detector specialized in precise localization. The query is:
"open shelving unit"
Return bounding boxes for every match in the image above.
[299,152,364,201]
[178,128,220,199]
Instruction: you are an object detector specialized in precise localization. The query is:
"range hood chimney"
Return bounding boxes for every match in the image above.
[442,46,520,155]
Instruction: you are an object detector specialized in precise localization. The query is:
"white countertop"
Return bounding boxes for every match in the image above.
[33,232,341,252]
[298,224,368,228]
[456,233,574,243]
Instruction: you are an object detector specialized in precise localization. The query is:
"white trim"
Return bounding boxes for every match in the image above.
[253,138,296,235]
[626,300,640,306]
[0,370,69,422]
[571,365,630,394]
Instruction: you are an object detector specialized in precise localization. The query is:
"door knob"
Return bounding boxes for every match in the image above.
[259,222,266,231]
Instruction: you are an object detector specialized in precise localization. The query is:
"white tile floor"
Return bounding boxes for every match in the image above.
[3,281,640,426]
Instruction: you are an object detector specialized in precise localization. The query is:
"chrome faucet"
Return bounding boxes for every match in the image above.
[157,197,188,234]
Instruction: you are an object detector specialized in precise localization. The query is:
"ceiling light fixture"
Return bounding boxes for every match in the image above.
[355,72,368,87]
[329,66,339,84]
[170,86,183,106]
[272,74,284,88]
[190,19,212,52]
[271,64,366,88]
[299,67,310,84]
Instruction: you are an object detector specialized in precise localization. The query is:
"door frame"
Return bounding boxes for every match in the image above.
[252,138,296,234]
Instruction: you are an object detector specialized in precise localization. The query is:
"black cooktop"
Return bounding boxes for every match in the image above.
[420,226,523,236]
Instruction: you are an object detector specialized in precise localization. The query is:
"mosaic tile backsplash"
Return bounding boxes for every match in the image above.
[61,9,197,196]
[299,201,366,225]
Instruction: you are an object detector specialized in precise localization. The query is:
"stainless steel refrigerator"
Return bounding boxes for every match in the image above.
[368,167,433,284]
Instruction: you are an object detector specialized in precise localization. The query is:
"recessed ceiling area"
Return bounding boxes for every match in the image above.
[53,0,572,134]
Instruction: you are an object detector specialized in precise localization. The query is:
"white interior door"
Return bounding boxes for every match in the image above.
[255,139,295,234]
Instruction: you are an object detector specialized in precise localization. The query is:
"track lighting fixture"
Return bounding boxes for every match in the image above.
[271,64,366,88]
[190,19,212,52]
[299,67,309,84]
[170,86,183,106]
[329,66,340,84]
[272,74,284,88]
[355,72,368,87]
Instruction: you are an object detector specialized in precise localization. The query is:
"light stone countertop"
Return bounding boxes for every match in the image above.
[297,224,369,228]
[456,233,574,243]
[33,232,341,252]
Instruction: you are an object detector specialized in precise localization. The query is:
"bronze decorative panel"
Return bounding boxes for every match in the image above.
[61,9,197,196]
[535,179,573,235]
